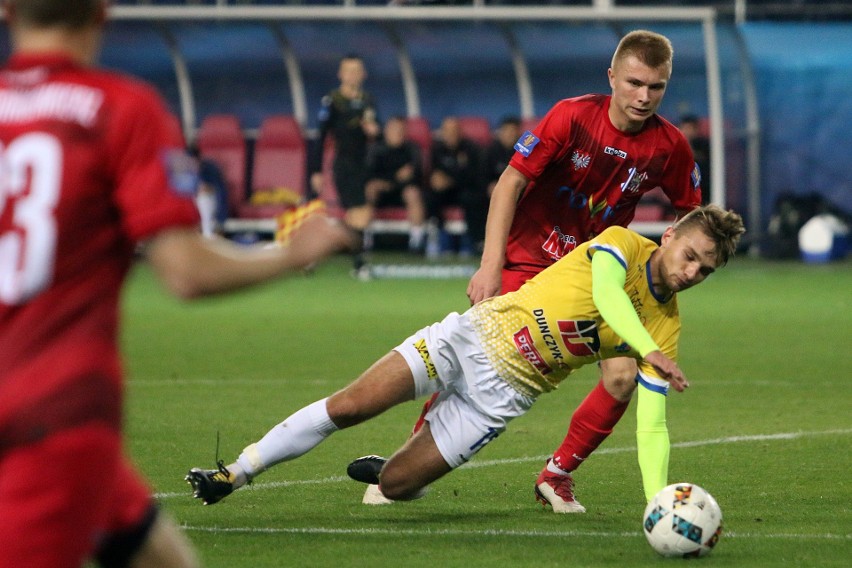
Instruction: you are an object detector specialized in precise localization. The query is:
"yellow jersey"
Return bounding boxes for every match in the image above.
[469,226,680,398]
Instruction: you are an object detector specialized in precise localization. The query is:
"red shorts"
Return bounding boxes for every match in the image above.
[501,266,540,295]
[0,424,153,568]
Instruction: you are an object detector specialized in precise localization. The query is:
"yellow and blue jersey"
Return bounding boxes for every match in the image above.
[469,226,680,398]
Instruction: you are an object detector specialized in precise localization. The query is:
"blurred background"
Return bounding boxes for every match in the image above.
[3,1,849,258]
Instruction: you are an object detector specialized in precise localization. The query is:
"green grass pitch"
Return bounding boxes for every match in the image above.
[119,254,851,567]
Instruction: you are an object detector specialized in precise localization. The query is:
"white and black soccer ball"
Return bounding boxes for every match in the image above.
[643,483,723,558]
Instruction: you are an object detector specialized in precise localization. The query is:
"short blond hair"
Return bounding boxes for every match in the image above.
[612,30,674,75]
[673,205,746,265]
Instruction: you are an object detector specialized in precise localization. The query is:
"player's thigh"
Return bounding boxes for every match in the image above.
[600,357,639,401]
[326,351,417,428]
[0,423,121,568]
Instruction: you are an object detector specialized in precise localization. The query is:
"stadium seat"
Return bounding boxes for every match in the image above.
[457,115,493,147]
[317,138,345,219]
[404,116,433,178]
[521,116,542,133]
[196,114,246,219]
[246,115,308,219]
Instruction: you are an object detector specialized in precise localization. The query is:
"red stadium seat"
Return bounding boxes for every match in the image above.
[404,116,433,178]
[521,116,542,133]
[317,138,345,219]
[246,115,308,218]
[457,115,492,147]
[196,114,246,218]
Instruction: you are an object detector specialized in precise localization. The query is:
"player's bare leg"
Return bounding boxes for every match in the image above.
[349,421,450,501]
[188,352,416,504]
[127,513,201,568]
[536,357,637,513]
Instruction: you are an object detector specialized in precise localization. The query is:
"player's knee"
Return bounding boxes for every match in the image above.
[601,366,638,401]
[377,466,423,501]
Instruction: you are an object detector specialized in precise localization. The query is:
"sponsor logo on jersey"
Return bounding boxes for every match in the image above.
[513,326,552,375]
[541,226,577,261]
[571,150,591,170]
[691,162,702,189]
[513,130,540,157]
[413,338,438,380]
[557,320,601,357]
[604,146,628,159]
[533,308,564,362]
[163,148,199,197]
[620,166,648,194]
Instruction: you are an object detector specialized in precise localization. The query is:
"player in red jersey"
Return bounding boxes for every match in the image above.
[365,29,703,509]
[0,2,351,567]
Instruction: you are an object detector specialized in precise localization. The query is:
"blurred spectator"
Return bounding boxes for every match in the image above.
[678,115,711,205]
[365,117,427,253]
[311,54,380,276]
[427,116,487,255]
[484,116,522,197]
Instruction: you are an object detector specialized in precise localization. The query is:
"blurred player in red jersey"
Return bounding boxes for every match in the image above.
[368,29,704,510]
[0,1,351,567]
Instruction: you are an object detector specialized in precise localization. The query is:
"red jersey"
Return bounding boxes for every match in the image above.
[0,54,199,436]
[507,94,700,272]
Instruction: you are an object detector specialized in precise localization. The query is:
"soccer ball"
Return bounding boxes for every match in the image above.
[642,483,723,558]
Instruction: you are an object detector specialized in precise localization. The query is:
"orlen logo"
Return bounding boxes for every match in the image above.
[604,146,627,159]
[513,326,552,376]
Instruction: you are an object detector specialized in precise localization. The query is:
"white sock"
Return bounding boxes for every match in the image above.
[547,459,571,476]
[196,190,217,237]
[235,398,338,479]
[409,225,425,249]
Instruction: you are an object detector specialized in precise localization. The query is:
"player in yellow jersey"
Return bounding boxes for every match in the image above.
[187,205,744,507]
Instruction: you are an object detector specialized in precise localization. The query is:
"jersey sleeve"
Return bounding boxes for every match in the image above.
[509,99,571,180]
[590,251,660,357]
[108,83,199,243]
[661,133,702,211]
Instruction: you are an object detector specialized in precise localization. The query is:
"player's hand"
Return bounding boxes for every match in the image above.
[643,350,690,393]
[466,264,502,305]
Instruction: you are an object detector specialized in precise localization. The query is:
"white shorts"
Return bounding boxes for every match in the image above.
[394,311,535,469]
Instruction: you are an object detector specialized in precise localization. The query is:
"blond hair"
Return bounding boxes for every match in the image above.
[611,30,674,75]
[673,205,746,265]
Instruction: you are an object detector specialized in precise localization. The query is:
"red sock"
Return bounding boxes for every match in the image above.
[551,380,630,472]
[411,392,440,435]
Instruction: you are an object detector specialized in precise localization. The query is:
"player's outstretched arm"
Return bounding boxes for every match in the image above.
[467,166,528,304]
[145,214,353,299]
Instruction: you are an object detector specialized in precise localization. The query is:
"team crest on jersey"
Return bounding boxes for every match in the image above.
[163,149,199,197]
[571,150,590,171]
[691,162,702,189]
[513,130,540,157]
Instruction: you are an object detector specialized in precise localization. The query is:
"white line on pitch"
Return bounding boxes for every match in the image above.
[180,525,850,541]
[156,428,852,499]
